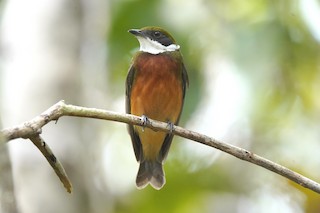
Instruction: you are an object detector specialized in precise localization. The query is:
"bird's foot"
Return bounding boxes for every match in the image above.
[140,115,150,132]
[166,121,174,134]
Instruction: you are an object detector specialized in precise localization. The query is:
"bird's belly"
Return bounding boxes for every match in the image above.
[130,74,182,123]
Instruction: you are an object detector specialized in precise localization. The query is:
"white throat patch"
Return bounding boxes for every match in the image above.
[137,37,180,54]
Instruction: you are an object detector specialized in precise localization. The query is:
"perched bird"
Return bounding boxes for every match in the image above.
[126,26,189,190]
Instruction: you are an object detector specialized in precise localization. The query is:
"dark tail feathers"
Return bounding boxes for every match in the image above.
[136,160,165,190]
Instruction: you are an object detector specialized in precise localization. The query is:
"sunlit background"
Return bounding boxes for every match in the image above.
[1,0,320,212]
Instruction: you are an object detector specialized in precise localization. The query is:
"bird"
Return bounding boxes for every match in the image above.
[126,26,189,190]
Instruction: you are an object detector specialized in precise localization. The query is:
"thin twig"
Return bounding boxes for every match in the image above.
[29,135,72,193]
[1,100,320,194]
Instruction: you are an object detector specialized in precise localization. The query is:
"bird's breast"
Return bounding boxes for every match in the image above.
[130,53,183,123]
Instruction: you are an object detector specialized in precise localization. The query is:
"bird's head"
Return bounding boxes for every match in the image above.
[129,26,180,54]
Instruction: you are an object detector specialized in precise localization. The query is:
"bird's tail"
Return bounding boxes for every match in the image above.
[136,160,165,190]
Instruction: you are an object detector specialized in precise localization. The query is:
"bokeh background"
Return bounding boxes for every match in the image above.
[1,0,320,212]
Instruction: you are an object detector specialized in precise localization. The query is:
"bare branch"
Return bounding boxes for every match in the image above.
[29,135,72,193]
[1,100,320,194]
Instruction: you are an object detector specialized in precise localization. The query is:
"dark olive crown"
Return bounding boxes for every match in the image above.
[140,26,176,47]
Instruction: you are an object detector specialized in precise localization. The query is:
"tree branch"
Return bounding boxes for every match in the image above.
[29,134,72,193]
[1,100,320,194]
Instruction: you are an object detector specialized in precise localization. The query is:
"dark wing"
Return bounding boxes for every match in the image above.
[126,64,142,161]
[159,62,189,162]
[182,63,189,100]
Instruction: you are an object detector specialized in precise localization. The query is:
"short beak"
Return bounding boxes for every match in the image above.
[128,29,143,37]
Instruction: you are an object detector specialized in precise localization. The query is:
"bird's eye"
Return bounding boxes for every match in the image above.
[154,31,161,38]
